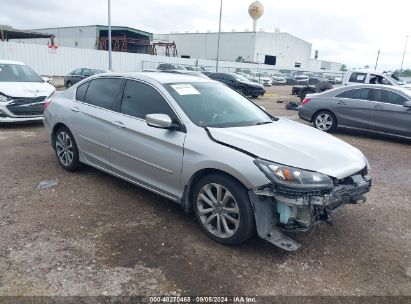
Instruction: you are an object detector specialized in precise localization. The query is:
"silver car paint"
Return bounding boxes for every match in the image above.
[299,84,411,139]
[45,72,368,202]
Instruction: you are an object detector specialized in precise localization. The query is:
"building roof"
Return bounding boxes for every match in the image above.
[0,25,52,40]
[32,25,152,38]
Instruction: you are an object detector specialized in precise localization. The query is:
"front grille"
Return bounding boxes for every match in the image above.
[6,96,46,116]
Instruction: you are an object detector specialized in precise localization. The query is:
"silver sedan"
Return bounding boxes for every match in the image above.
[44,72,371,251]
[298,84,411,139]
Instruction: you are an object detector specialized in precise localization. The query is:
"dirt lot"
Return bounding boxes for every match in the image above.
[0,85,410,298]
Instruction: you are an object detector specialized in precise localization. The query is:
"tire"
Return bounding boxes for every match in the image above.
[66,81,72,89]
[313,111,337,132]
[54,126,81,171]
[193,173,255,245]
[251,95,259,98]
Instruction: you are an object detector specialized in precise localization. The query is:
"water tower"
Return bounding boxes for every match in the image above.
[248,1,264,32]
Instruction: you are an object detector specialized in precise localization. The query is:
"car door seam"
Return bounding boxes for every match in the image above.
[110,147,173,174]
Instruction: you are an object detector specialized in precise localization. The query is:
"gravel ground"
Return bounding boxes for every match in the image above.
[0,85,410,298]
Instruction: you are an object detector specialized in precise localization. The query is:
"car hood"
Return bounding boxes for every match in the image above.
[208,118,367,179]
[0,82,55,98]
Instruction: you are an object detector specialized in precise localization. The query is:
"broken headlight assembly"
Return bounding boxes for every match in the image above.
[254,159,333,190]
[0,93,12,102]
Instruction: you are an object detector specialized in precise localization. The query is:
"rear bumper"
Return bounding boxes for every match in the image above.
[298,106,313,122]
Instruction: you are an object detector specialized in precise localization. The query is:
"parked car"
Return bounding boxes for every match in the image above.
[271,75,286,86]
[0,60,55,123]
[283,74,297,85]
[343,69,411,88]
[254,73,272,86]
[334,75,343,84]
[157,63,186,71]
[298,84,411,138]
[44,72,371,251]
[209,72,265,98]
[295,75,309,85]
[64,68,107,88]
[324,75,336,85]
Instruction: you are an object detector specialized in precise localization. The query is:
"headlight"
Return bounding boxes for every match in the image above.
[254,159,333,190]
[0,93,11,102]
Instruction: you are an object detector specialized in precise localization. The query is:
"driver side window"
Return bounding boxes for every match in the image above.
[120,80,177,121]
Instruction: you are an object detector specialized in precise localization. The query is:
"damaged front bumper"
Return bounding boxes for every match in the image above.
[249,172,372,251]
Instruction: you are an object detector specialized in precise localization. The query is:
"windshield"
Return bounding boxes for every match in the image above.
[0,64,44,82]
[165,82,273,128]
[232,73,250,82]
[387,74,406,85]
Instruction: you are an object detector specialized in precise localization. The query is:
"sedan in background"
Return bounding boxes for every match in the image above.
[209,72,265,98]
[0,59,55,123]
[272,75,286,86]
[44,72,371,251]
[298,84,411,138]
[295,75,309,85]
[64,68,107,88]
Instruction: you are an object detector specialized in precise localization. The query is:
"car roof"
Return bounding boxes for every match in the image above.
[319,84,411,97]
[95,72,216,84]
[347,69,381,74]
[0,59,25,65]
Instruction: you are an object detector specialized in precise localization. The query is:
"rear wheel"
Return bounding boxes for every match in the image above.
[313,111,337,132]
[54,126,81,171]
[193,174,255,245]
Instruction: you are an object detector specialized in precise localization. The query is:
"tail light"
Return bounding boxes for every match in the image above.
[301,98,311,105]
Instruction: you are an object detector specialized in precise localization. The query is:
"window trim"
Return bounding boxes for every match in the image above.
[335,88,371,100]
[74,77,126,113]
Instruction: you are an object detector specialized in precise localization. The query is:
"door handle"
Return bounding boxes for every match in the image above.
[112,121,125,128]
[70,107,79,112]
[374,104,383,109]
[337,100,347,105]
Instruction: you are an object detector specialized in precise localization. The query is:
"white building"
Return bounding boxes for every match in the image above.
[155,31,341,72]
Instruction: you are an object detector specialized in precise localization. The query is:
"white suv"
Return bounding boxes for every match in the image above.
[343,69,411,88]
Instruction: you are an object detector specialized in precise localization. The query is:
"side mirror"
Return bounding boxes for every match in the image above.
[42,77,50,83]
[403,101,411,108]
[83,73,91,77]
[146,114,174,129]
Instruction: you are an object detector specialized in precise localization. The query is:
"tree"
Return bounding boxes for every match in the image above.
[340,64,347,71]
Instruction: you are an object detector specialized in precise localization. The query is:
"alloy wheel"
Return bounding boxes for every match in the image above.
[196,183,240,239]
[315,113,333,131]
[56,132,74,166]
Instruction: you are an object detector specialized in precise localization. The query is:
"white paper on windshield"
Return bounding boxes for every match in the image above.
[171,84,200,95]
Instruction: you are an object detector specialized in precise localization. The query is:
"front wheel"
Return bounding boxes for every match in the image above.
[193,174,255,245]
[313,111,337,132]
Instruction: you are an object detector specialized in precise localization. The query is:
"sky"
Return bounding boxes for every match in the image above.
[1,0,410,70]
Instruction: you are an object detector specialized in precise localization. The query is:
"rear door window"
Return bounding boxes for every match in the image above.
[370,89,407,105]
[336,88,370,100]
[83,78,123,110]
[348,72,367,83]
[120,80,177,120]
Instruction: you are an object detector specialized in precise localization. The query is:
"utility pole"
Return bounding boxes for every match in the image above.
[108,0,112,71]
[374,50,380,70]
[216,0,222,72]
[400,35,409,72]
